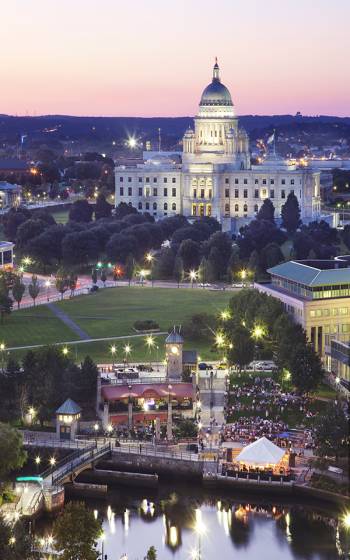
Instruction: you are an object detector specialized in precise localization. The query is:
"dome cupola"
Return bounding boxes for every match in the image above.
[200,58,233,107]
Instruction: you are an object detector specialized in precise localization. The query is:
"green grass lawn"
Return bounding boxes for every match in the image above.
[1,306,75,348]
[3,287,232,363]
[56,286,231,340]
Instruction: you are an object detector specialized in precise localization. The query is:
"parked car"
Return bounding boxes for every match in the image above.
[198,362,209,370]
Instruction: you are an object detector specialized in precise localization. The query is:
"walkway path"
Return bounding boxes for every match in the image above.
[47,303,91,340]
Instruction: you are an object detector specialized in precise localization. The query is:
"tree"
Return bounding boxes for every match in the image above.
[100,269,107,287]
[15,218,50,250]
[62,231,99,266]
[125,254,135,286]
[0,517,33,560]
[106,233,138,263]
[146,546,157,560]
[75,356,98,404]
[0,423,26,479]
[257,198,275,223]
[56,271,69,300]
[2,207,31,241]
[53,501,102,560]
[94,194,112,220]
[260,242,284,271]
[178,239,201,271]
[0,289,13,323]
[281,192,301,234]
[289,343,323,394]
[173,256,184,288]
[68,273,78,296]
[28,275,40,306]
[227,324,254,371]
[12,276,26,309]
[313,403,349,461]
[152,248,175,280]
[248,250,259,280]
[91,268,98,285]
[69,199,94,223]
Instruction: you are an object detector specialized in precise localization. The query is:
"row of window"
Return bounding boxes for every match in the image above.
[119,187,177,197]
[224,203,254,213]
[224,188,296,199]
[310,308,349,318]
[119,176,177,183]
[224,177,297,186]
[137,201,177,211]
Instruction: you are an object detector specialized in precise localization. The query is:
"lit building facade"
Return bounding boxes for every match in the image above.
[256,260,350,362]
[115,61,321,232]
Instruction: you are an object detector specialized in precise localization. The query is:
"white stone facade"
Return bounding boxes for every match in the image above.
[115,61,321,232]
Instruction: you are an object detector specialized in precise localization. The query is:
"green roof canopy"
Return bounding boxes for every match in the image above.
[56,398,81,415]
[268,261,350,287]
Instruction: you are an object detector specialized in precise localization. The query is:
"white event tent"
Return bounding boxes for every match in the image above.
[235,437,285,467]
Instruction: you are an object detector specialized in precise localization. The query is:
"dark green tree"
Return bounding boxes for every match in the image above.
[56,270,69,300]
[94,193,112,220]
[313,402,349,461]
[146,546,157,560]
[178,239,201,270]
[173,255,184,287]
[12,276,26,309]
[226,325,254,371]
[281,192,301,234]
[100,269,107,286]
[125,254,135,286]
[0,423,26,479]
[69,199,94,223]
[289,343,323,394]
[0,517,33,560]
[53,501,102,560]
[257,198,275,223]
[28,275,40,306]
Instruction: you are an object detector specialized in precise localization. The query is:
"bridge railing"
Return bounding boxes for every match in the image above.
[51,443,111,486]
[40,443,97,480]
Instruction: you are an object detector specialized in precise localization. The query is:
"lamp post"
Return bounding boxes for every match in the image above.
[146,335,154,369]
[45,279,51,302]
[251,324,265,372]
[189,270,197,289]
[110,345,116,368]
[124,344,131,370]
[146,253,154,287]
[128,384,133,430]
[0,342,6,372]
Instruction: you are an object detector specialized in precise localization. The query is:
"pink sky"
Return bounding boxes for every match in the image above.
[1,0,349,117]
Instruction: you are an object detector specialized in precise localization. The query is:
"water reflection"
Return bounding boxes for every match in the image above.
[35,486,342,559]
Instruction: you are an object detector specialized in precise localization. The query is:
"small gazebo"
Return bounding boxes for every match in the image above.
[55,399,81,440]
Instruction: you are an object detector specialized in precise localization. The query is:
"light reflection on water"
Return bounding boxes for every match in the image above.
[87,490,341,560]
[34,485,343,560]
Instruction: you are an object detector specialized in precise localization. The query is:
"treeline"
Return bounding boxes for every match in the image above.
[0,347,98,424]
[219,290,324,394]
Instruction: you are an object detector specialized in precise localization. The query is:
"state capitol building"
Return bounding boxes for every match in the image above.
[115,61,321,232]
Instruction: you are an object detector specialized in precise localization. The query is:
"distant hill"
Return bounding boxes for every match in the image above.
[0,114,349,150]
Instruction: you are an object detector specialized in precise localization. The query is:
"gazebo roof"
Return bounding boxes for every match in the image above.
[166,328,184,344]
[235,437,285,466]
[56,398,81,415]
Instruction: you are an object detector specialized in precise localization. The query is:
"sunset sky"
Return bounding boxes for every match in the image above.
[1,0,349,117]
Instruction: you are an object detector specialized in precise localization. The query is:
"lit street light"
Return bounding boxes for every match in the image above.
[189,270,197,288]
[110,345,117,367]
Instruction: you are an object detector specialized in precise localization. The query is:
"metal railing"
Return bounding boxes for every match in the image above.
[114,443,201,463]
[51,443,111,485]
[23,434,93,449]
[105,376,186,385]
[40,443,96,480]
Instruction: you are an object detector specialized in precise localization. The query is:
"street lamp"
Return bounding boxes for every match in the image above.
[127,137,137,149]
[189,270,197,288]
[45,279,51,302]
[215,333,225,348]
[146,253,154,286]
[0,342,6,372]
[110,345,117,367]
[220,310,230,321]
[124,344,131,369]
[251,324,265,371]
[62,346,69,356]
[145,335,155,368]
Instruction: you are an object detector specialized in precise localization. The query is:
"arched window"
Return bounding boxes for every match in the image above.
[225,203,230,213]
[254,204,258,213]
[164,202,168,210]
[138,202,142,210]
[234,204,239,212]
[243,204,248,212]
[172,203,176,211]
[153,202,157,210]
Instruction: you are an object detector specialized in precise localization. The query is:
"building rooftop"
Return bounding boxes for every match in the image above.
[56,398,81,415]
[166,328,184,344]
[0,241,14,248]
[268,260,350,287]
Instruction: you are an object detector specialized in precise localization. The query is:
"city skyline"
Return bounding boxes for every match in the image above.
[1,0,350,117]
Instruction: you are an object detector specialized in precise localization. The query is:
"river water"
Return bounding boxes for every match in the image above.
[36,483,345,560]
